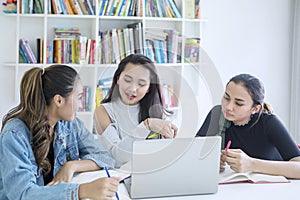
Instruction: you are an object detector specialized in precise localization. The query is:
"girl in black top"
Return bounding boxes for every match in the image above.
[196,74,300,178]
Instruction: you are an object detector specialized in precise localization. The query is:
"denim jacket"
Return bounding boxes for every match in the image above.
[0,118,115,200]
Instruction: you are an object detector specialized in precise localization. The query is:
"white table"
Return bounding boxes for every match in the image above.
[73,170,300,200]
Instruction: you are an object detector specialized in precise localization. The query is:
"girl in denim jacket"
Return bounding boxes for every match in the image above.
[0,65,119,200]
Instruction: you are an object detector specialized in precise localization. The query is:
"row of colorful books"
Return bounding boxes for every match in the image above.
[20,36,200,65]
[145,0,181,18]
[19,0,43,14]
[145,29,200,64]
[50,0,94,15]
[99,0,141,16]
[17,0,184,17]
[99,22,143,64]
[145,28,181,63]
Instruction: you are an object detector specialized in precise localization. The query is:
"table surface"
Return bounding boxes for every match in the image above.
[73,169,300,200]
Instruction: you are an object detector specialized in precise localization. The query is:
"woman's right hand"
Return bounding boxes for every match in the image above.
[79,177,120,200]
[146,118,178,138]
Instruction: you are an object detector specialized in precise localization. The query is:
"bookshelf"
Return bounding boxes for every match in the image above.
[3,0,212,136]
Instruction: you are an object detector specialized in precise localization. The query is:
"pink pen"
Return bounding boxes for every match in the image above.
[225,140,231,152]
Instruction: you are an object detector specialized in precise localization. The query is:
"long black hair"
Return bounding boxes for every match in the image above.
[228,73,272,125]
[101,54,166,122]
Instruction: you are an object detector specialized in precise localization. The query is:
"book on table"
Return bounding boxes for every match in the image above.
[71,169,131,199]
[219,169,289,184]
[71,169,130,184]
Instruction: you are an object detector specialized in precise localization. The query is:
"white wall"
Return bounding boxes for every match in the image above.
[0,12,18,129]
[201,0,293,132]
[0,0,294,137]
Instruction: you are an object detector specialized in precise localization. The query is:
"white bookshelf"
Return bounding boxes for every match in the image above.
[3,0,222,137]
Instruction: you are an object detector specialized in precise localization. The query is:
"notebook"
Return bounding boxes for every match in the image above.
[219,168,289,184]
[123,136,221,199]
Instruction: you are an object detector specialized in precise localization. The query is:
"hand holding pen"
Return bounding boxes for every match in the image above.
[104,166,120,200]
[78,173,119,200]
[223,141,255,173]
[145,118,178,138]
[220,140,231,172]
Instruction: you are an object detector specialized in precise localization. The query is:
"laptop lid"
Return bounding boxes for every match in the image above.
[128,136,221,199]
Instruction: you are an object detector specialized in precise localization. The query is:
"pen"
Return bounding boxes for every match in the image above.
[225,140,231,152]
[104,166,120,200]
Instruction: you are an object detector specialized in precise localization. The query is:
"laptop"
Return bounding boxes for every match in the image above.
[124,136,221,199]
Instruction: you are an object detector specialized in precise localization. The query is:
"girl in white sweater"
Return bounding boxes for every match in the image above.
[94,54,178,168]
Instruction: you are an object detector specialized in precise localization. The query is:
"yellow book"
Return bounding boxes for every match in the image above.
[114,0,123,16]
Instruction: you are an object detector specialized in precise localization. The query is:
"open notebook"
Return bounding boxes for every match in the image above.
[219,168,289,184]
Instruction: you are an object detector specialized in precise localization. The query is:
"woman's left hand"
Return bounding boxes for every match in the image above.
[47,161,75,186]
[223,149,254,173]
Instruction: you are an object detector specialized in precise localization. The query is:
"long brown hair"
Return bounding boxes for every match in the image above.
[2,65,78,174]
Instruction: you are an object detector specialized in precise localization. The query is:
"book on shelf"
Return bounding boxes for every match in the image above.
[84,0,94,15]
[219,169,290,184]
[97,77,113,87]
[184,0,195,19]
[19,47,30,63]
[36,38,43,63]
[34,0,44,13]
[96,77,112,106]
[167,0,181,18]
[166,29,179,63]
[79,36,87,64]
[88,39,96,64]
[195,0,201,19]
[127,22,143,54]
[145,0,181,18]
[113,0,123,16]
[95,86,110,107]
[78,86,91,112]
[98,0,108,16]
[46,40,54,63]
[77,0,89,14]
[184,38,200,63]
[19,38,37,64]
[111,28,120,64]
[161,83,176,109]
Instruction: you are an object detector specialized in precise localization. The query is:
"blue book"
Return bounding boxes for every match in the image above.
[59,0,67,14]
[19,45,30,63]
[167,0,181,18]
[153,40,161,63]
[84,0,95,15]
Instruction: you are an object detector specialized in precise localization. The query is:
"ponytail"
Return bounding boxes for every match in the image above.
[262,102,273,114]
